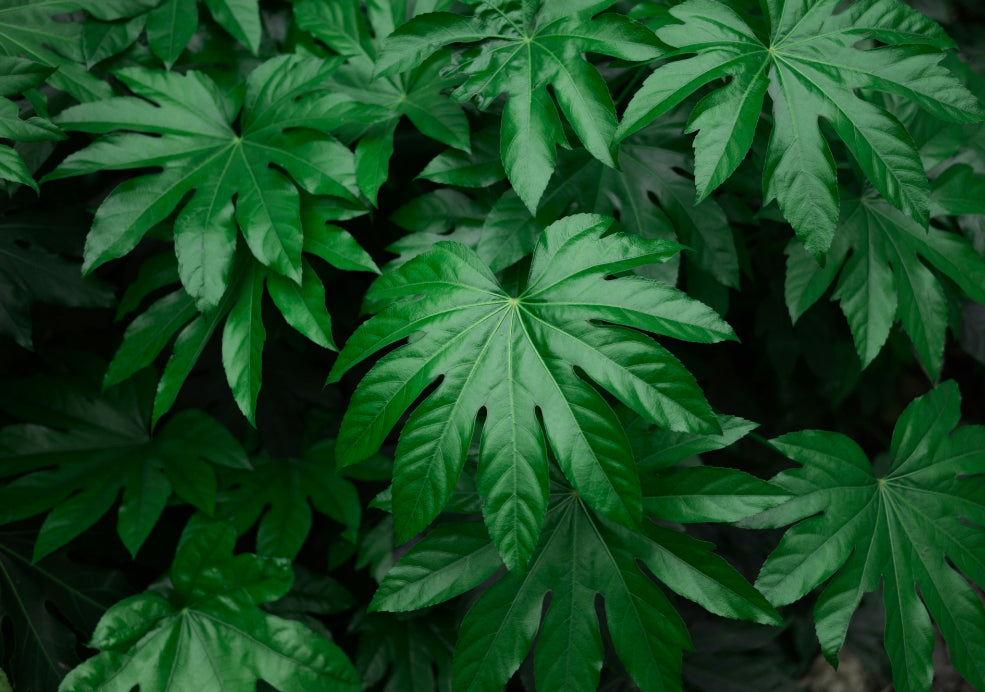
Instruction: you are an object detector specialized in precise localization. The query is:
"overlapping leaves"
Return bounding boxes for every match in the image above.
[0,57,63,190]
[0,364,249,560]
[0,536,128,691]
[377,0,662,212]
[73,0,260,68]
[104,211,377,424]
[785,186,985,378]
[0,0,110,101]
[372,466,781,692]
[330,213,736,570]
[296,0,469,205]
[620,0,985,256]
[746,381,985,692]
[188,439,362,560]
[59,523,362,692]
[47,54,360,310]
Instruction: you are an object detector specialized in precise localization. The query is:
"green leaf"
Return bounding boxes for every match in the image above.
[304,222,380,274]
[0,365,246,559]
[0,537,128,691]
[59,523,362,692]
[748,382,985,692]
[198,443,361,559]
[377,488,777,692]
[354,611,455,692]
[331,214,734,569]
[547,120,739,288]
[784,192,985,378]
[619,0,984,256]
[0,1,111,101]
[377,1,662,212]
[146,0,197,67]
[296,0,470,159]
[418,126,505,188]
[930,163,985,216]
[49,55,359,307]
[81,15,146,68]
[221,260,265,424]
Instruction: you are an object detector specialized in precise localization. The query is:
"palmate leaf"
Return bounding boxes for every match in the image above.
[0,536,128,691]
[746,381,985,692]
[376,0,662,213]
[784,185,985,378]
[372,478,780,692]
[46,54,361,311]
[0,364,249,560]
[296,0,469,204]
[329,214,736,570]
[619,0,985,257]
[187,440,362,560]
[106,210,378,423]
[59,523,362,692]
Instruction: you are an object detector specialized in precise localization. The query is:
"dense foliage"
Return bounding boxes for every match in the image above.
[1,0,985,690]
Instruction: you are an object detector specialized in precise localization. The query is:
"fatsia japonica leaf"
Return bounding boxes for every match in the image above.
[296,0,469,204]
[0,57,64,191]
[106,207,377,424]
[58,523,362,692]
[784,188,985,378]
[0,0,110,101]
[0,536,129,692]
[619,0,985,257]
[545,118,739,289]
[70,0,259,67]
[619,410,791,523]
[376,0,663,213]
[746,381,985,692]
[0,366,249,560]
[353,611,455,692]
[329,214,736,570]
[186,440,362,560]
[373,485,780,692]
[46,55,361,311]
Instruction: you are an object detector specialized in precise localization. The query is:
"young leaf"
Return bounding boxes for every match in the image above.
[619,0,984,257]
[375,489,778,692]
[48,55,359,310]
[747,382,985,692]
[377,0,663,212]
[330,214,735,569]
[58,523,362,692]
[0,367,248,559]
[784,190,985,378]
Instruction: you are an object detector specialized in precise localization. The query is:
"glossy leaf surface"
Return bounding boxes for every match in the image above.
[620,0,984,256]
[748,382,985,692]
[331,214,735,569]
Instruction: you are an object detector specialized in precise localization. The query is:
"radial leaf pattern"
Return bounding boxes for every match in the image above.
[329,214,735,569]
